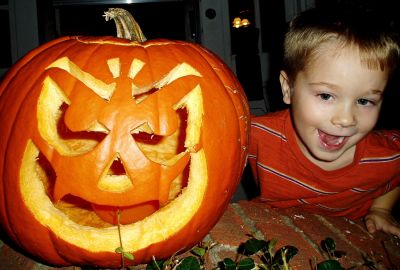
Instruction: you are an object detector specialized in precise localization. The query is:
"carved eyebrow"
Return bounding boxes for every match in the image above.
[46,57,202,100]
[154,63,202,88]
[132,62,202,96]
[46,57,116,100]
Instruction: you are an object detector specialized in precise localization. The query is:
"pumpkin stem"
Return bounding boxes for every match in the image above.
[104,8,147,42]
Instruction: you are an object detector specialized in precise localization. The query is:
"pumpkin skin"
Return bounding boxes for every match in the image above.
[0,35,249,267]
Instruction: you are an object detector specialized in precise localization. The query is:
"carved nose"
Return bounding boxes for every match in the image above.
[97,157,133,193]
[109,158,126,175]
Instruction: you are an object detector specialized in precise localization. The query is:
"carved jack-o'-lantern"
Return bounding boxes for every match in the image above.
[0,9,249,267]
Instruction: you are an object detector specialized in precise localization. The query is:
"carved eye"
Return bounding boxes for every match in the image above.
[132,131,163,144]
[37,76,110,156]
[132,108,188,166]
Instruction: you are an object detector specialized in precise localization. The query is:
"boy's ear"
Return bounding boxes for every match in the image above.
[279,71,292,104]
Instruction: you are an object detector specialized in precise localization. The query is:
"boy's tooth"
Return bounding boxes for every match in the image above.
[321,132,344,145]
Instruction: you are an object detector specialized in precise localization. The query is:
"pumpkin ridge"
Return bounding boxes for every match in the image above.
[0,36,73,97]
[185,42,249,156]
[0,39,77,108]
[0,39,81,218]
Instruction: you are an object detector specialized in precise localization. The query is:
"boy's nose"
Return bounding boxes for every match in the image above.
[331,105,357,127]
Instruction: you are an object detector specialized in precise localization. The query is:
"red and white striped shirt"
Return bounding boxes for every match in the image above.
[248,109,400,219]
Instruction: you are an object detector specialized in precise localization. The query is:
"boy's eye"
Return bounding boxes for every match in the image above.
[357,98,375,106]
[319,93,332,100]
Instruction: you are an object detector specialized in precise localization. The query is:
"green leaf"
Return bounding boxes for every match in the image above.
[123,251,134,261]
[244,238,268,255]
[222,258,236,270]
[317,260,344,270]
[115,247,124,254]
[192,246,206,257]
[176,256,201,270]
[268,239,278,251]
[237,257,255,270]
[266,238,278,257]
[321,237,336,253]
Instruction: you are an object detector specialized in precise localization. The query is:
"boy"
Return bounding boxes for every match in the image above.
[248,6,400,237]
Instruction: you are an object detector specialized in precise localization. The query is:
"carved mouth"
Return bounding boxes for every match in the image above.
[20,141,207,252]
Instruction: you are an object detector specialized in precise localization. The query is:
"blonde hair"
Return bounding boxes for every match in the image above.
[283,8,400,83]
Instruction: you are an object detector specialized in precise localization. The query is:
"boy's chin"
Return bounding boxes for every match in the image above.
[309,145,356,168]
[312,152,342,163]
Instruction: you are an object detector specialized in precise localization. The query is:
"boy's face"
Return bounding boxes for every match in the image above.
[280,45,389,167]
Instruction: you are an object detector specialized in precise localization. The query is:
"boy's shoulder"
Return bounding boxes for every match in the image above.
[250,109,290,141]
[362,130,400,156]
[250,109,289,126]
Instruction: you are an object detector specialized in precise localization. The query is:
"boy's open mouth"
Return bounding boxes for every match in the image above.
[318,130,349,150]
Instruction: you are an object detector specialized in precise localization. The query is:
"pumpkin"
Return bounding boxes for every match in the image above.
[0,8,249,267]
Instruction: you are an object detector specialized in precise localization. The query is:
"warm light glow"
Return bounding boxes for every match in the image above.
[241,18,250,27]
[232,17,251,28]
[232,17,242,28]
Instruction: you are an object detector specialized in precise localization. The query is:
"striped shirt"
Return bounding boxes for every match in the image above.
[248,109,400,219]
